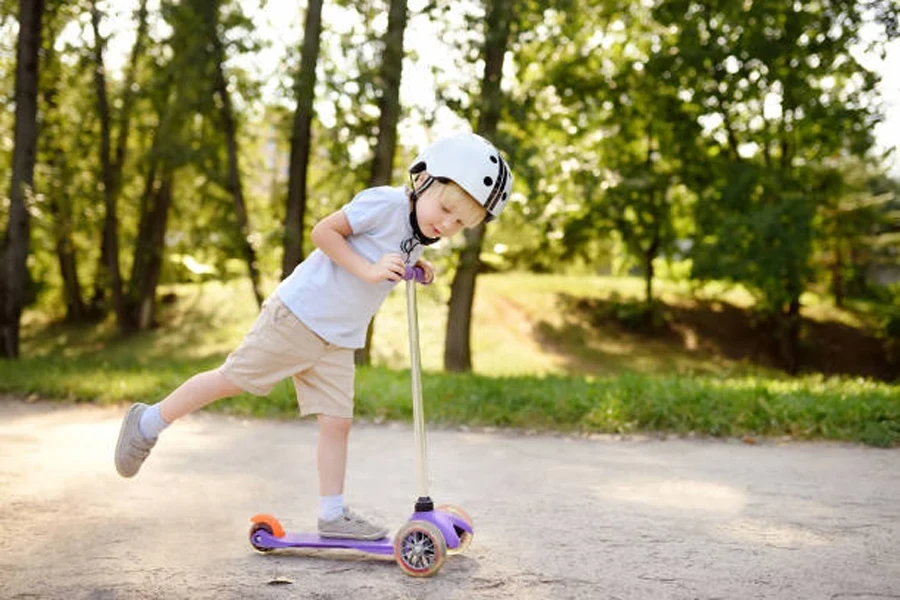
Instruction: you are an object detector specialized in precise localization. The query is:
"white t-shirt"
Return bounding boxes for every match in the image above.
[276,186,425,348]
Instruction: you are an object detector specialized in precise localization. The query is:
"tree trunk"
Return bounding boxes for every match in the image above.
[212,24,263,308]
[1,0,44,359]
[129,168,174,330]
[444,223,486,371]
[777,295,801,375]
[368,0,407,188]
[444,0,512,372]
[847,244,866,297]
[356,0,409,367]
[125,52,183,332]
[90,2,129,333]
[282,0,324,279]
[643,130,659,310]
[88,1,147,317]
[831,238,844,308]
[56,235,85,322]
[113,0,149,192]
[41,11,86,322]
[644,238,657,307]
[46,148,87,322]
[126,138,157,323]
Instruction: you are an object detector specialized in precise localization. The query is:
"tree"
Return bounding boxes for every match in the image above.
[39,0,89,322]
[865,175,900,289]
[89,0,129,331]
[315,1,387,204]
[445,0,514,372]
[543,2,697,308]
[367,0,408,189]
[206,0,264,308]
[127,72,178,331]
[1,0,44,358]
[813,159,896,306]
[118,0,266,330]
[282,0,324,279]
[356,0,409,367]
[652,0,898,372]
[126,0,211,330]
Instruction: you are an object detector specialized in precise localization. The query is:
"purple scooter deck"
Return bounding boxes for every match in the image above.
[251,529,395,555]
[250,509,472,556]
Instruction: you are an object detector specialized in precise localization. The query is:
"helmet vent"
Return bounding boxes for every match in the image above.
[484,177,493,186]
[484,155,510,214]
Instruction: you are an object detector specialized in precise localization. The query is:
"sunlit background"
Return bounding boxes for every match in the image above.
[56,0,900,174]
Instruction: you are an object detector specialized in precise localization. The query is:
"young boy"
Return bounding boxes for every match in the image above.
[114,132,512,540]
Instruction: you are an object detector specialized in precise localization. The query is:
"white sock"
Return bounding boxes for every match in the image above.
[138,404,170,440]
[319,494,345,521]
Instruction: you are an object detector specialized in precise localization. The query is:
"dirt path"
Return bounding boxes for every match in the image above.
[0,398,898,599]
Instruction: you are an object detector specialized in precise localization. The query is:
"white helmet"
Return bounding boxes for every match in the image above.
[409,132,513,222]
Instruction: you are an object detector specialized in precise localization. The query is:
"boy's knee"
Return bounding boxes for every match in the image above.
[318,414,353,436]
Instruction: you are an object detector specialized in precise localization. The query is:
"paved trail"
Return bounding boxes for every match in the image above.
[0,398,897,599]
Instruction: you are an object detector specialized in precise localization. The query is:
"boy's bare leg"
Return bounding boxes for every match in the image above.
[158,369,244,423]
[317,415,351,496]
[116,369,241,478]
[315,415,387,539]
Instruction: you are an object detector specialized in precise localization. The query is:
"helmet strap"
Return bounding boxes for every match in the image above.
[409,205,439,246]
[407,173,440,246]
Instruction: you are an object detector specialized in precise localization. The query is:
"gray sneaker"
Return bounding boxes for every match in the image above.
[115,403,157,478]
[318,508,389,540]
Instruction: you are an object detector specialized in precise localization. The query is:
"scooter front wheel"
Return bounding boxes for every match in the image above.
[394,520,447,577]
[436,504,474,555]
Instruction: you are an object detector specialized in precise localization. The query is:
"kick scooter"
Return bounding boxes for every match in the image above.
[249,266,474,577]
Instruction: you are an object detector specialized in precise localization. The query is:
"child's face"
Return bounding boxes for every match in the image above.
[415,181,485,239]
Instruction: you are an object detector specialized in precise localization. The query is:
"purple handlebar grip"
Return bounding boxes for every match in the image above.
[403,265,429,284]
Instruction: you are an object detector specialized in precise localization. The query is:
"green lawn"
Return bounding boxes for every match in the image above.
[3,274,898,447]
[376,273,772,377]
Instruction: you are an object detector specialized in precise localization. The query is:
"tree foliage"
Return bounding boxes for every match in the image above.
[648,0,897,369]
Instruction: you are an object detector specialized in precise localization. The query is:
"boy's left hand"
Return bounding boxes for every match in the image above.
[414,259,435,284]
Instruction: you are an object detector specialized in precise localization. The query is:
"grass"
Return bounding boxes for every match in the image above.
[2,274,898,447]
[377,273,775,377]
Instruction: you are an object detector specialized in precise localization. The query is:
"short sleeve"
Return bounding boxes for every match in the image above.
[343,188,388,235]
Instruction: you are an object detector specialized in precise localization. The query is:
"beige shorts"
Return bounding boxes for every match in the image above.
[219,295,355,418]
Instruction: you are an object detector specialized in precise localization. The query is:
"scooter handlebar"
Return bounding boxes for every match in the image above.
[402,265,430,284]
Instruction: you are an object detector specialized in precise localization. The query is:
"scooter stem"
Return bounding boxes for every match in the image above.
[405,278,430,501]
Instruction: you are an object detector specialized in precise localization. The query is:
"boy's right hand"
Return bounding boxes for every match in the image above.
[365,253,406,283]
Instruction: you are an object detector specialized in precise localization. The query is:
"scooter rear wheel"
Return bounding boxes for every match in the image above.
[249,522,274,553]
[249,514,285,553]
[394,520,447,577]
